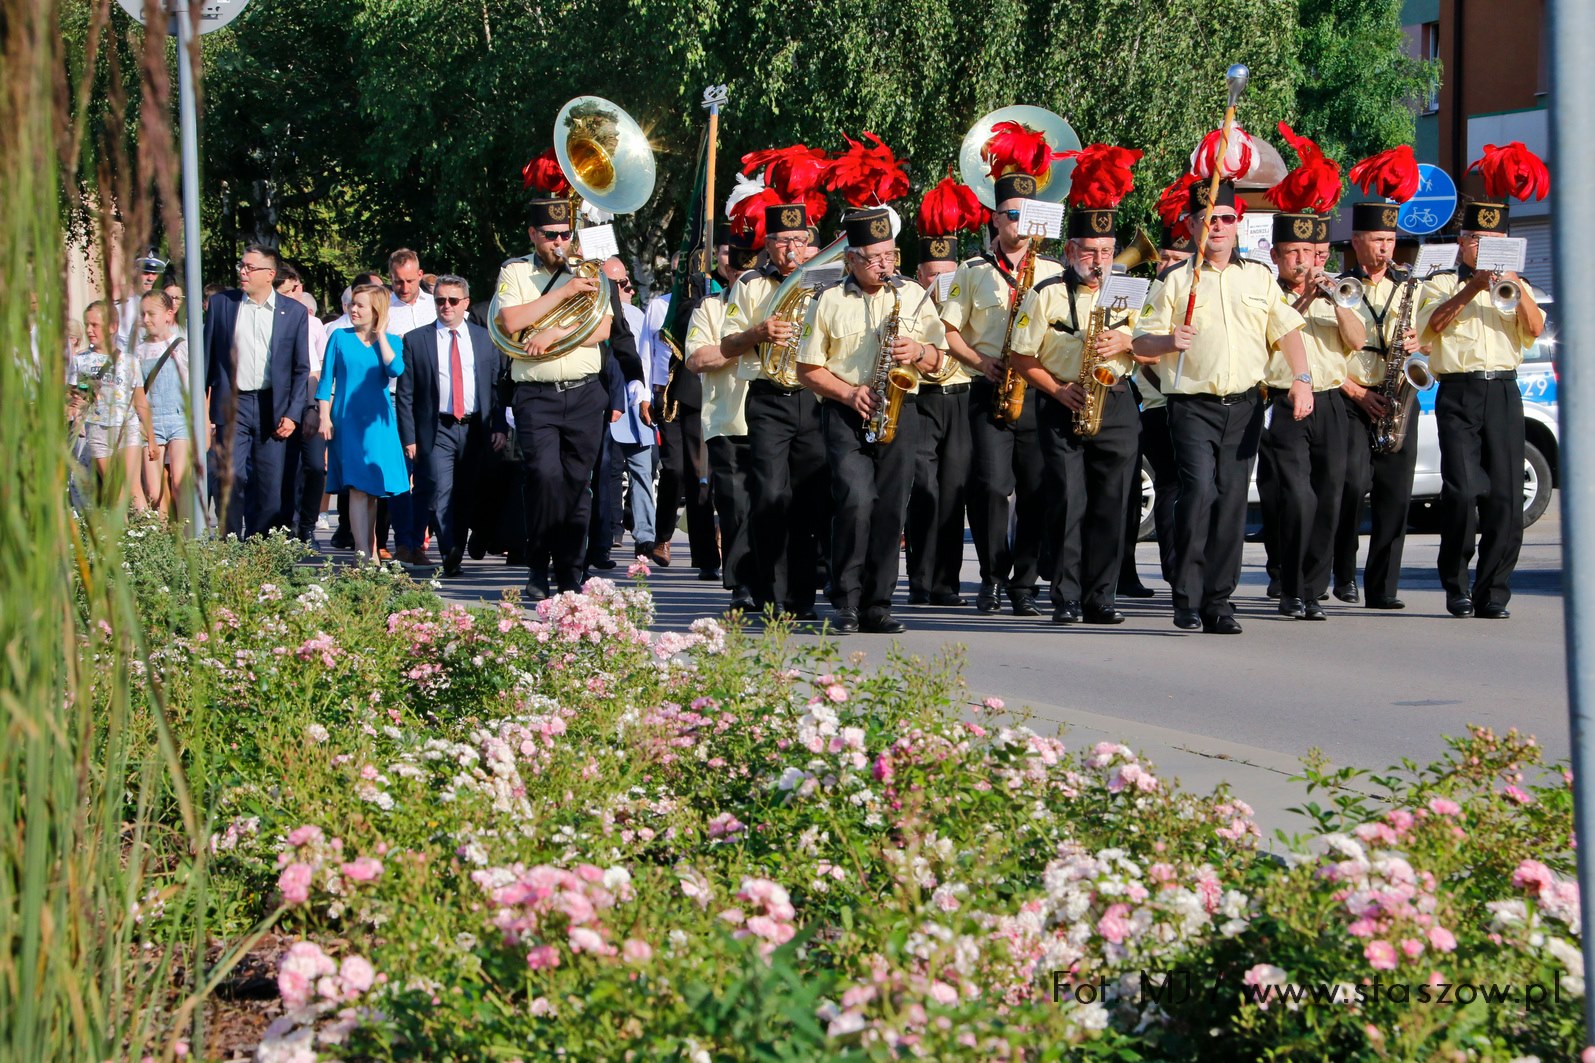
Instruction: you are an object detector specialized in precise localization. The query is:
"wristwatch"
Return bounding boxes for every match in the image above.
[1294,373,1313,385]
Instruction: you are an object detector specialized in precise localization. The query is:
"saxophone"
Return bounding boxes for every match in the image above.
[993,240,1038,425]
[863,285,916,445]
[1370,274,1435,454]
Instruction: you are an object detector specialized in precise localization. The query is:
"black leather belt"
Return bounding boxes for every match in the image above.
[748,379,805,396]
[1176,389,1257,406]
[918,382,970,394]
[516,373,599,393]
[1437,370,1517,382]
[439,412,475,426]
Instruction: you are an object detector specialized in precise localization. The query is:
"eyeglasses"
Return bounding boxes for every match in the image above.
[998,209,1022,222]
[771,236,811,247]
[617,280,635,292]
[538,229,574,241]
[435,295,467,307]
[853,251,896,268]
[1208,213,1239,226]
[237,261,274,274]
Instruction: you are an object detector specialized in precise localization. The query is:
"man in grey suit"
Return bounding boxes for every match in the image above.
[203,243,311,537]
[396,275,505,577]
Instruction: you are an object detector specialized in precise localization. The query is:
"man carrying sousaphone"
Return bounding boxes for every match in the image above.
[493,194,621,601]
[794,207,948,634]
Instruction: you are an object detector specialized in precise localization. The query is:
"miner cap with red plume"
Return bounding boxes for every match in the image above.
[1461,142,1549,233]
[1058,144,1142,239]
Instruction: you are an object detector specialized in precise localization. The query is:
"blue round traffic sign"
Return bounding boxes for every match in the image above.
[1398,164,1457,237]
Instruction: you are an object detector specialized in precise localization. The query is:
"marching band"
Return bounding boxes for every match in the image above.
[481,87,1548,635]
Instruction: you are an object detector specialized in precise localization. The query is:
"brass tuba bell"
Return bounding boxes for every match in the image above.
[1114,229,1159,272]
[488,97,656,362]
[958,105,1080,209]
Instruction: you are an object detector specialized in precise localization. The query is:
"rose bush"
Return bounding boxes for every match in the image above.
[103,521,1581,1061]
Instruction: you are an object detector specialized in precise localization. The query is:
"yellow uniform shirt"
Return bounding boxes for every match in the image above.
[724,263,792,385]
[686,295,749,440]
[1343,270,1416,387]
[493,257,606,383]
[1009,274,1137,386]
[1133,257,1305,396]
[795,277,946,389]
[1135,277,1170,411]
[1264,287,1349,390]
[939,252,1066,359]
[1417,268,1537,374]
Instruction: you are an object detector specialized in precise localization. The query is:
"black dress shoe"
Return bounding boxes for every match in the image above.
[1477,603,1511,620]
[1051,600,1083,625]
[728,591,756,612]
[929,591,967,607]
[1266,577,1281,600]
[785,606,819,622]
[1303,600,1327,621]
[1203,615,1244,635]
[588,557,618,571]
[1366,596,1406,610]
[832,609,860,634]
[467,532,487,561]
[1009,589,1041,617]
[906,589,930,605]
[442,549,464,578]
[698,567,721,582]
[1083,606,1127,625]
[976,579,1001,614]
[1278,597,1307,619]
[1447,596,1475,618]
[330,529,355,550]
[1118,581,1155,599]
[1334,581,1359,604]
[1173,608,1203,631]
[523,577,550,603]
[861,612,907,634]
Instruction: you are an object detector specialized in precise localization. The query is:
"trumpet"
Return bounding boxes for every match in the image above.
[1491,276,1522,314]
[1318,274,1364,309]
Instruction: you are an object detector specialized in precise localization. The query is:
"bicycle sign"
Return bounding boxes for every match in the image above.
[1399,164,1458,237]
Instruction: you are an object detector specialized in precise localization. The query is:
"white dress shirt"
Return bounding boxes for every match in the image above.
[387,289,437,336]
[233,290,277,392]
[434,321,477,417]
[306,314,329,377]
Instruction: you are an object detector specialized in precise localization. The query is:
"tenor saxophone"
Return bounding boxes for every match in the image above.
[993,240,1038,425]
[1370,274,1434,454]
[863,286,916,445]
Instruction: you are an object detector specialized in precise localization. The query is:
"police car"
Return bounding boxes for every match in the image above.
[1134,296,1559,538]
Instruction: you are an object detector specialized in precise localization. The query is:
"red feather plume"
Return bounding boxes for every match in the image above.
[520,148,569,196]
[1190,124,1257,180]
[1467,141,1550,202]
[1057,144,1143,209]
[1265,121,1343,213]
[917,175,989,236]
[728,187,784,244]
[982,120,1067,179]
[1348,145,1420,203]
[742,144,833,220]
[1156,174,1201,239]
[823,131,911,208]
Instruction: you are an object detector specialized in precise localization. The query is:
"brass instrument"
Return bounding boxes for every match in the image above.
[1370,274,1434,454]
[1114,229,1158,272]
[487,96,656,362]
[958,105,1080,209]
[1319,275,1365,308]
[1491,276,1522,314]
[659,332,683,422]
[993,237,1038,425]
[1073,271,1125,439]
[864,286,915,445]
[756,235,847,387]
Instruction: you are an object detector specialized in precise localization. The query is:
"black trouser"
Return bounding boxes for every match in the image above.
[821,398,920,618]
[1335,394,1419,601]
[905,384,971,598]
[967,377,1045,592]
[414,416,477,559]
[655,407,720,570]
[216,389,288,538]
[708,434,756,594]
[1167,390,1263,619]
[1038,387,1139,611]
[1137,405,1178,583]
[1435,375,1524,609]
[1259,390,1348,601]
[746,382,828,611]
[512,376,608,591]
[292,432,328,540]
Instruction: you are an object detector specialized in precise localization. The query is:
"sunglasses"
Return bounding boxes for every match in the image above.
[1208,213,1239,226]
[538,229,574,241]
[435,295,467,307]
[998,209,1022,222]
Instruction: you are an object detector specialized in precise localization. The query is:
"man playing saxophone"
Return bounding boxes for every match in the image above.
[1261,212,1364,620]
[719,202,829,619]
[795,208,947,635]
[941,172,1065,617]
[1008,186,1141,625]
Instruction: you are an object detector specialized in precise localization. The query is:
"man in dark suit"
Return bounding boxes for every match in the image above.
[396,274,504,577]
[204,243,311,537]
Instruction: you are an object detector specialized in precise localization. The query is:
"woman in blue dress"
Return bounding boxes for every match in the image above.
[317,283,408,559]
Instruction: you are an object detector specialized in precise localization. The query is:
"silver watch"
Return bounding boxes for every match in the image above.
[1294,373,1312,385]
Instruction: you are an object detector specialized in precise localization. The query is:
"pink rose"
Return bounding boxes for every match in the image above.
[1513,859,1557,896]
[277,862,314,906]
[338,955,376,996]
[1399,938,1426,959]
[928,981,959,1006]
[525,945,560,970]
[1427,797,1462,817]
[1427,926,1457,952]
[622,939,653,964]
[1364,940,1399,970]
[340,857,383,883]
[567,926,607,954]
[1097,903,1132,945]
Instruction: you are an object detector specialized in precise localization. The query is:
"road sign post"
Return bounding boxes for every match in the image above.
[1398,164,1459,238]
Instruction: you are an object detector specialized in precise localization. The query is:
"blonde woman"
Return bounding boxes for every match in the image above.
[316,283,407,558]
[69,300,150,511]
[134,290,190,515]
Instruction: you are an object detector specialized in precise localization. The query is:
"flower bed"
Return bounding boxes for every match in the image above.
[109,524,1584,1061]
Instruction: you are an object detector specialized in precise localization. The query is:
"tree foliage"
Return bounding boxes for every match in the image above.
[91,0,1437,302]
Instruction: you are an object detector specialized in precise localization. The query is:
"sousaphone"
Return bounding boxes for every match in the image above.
[488,96,657,361]
[958,105,1081,209]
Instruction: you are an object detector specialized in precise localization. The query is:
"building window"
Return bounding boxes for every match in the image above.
[1421,21,1441,114]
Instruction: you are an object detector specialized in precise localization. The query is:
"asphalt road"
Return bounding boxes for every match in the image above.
[417,498,1570,840]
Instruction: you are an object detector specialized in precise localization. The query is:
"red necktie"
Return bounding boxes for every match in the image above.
[449,329,465,419]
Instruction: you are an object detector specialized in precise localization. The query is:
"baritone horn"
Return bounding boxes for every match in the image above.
[487,96,657,362]
[1114,229,1158,272]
